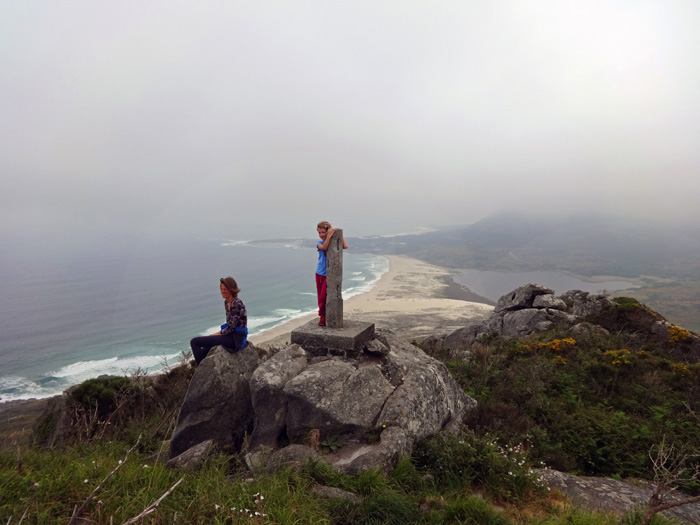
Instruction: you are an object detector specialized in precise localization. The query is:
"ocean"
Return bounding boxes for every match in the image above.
[0,236,388,402]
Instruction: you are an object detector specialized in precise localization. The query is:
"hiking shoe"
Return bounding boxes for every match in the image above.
[319,316,326,326]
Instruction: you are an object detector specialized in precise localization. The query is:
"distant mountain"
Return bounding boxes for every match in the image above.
[351,212,700,279]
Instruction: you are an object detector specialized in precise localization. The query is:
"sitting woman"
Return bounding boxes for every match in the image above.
[190,276,248,365]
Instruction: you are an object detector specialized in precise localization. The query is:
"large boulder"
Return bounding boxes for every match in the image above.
[169,344,260,457]
[249,344,308,450]
[170,328,476,475]
[494,284,554,313]
[559,290,613,317]
[501,309,553,337]
[375,334,475,441]
[284,359,395,441]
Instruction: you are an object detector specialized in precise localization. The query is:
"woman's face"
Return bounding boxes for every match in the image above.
[220,283,233,300]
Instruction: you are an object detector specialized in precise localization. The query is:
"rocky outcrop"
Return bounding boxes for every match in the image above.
[442,284,613,350]
[439,284,700,358]
[168,329,475,475]
[540,469,700,524]
[169,344,260,458]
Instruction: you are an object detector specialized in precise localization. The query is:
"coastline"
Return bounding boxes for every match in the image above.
[0,255,492,444]
[251,255,494,347]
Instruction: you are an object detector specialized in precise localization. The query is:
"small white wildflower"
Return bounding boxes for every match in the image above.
[34,482,39,487]
[259,495,264,501]
[84,479,89,483]
[214,504,221,510]
[118,460,123,465]
[253,492,259,497]
[143,464,149,468]
[508,471,512,476]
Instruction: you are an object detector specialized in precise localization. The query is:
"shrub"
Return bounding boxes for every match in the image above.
[412,430,544,502]
[69,376,133,418]
[444,327,700,479]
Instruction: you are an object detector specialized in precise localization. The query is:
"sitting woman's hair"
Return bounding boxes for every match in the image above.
[220,277,240,296]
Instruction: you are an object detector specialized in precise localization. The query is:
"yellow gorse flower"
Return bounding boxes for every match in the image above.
[668,325,691,344]
[604,349,632,368]
[526,338,576,353]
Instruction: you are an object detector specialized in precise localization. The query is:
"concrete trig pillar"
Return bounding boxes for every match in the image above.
[325,228,344,328]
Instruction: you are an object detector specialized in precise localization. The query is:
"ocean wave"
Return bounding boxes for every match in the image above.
[0,375,52,402]
[50,357,120,378]
[221,240,251,246]
[342,256,389,299]
[273,308,303,316]
[248,316,284,330]
[0,352,184,403]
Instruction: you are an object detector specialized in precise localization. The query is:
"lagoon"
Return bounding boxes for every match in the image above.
[453,268,639,303]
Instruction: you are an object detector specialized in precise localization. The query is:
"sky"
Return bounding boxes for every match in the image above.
[2,1,699,241]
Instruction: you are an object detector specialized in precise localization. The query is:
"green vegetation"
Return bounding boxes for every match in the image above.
[3,301,698,523]
[3,436,657,524]
[433,325,700,484]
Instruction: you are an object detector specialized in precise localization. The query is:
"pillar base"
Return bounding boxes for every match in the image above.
[290,320,375,358]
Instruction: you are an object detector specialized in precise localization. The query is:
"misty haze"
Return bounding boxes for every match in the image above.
[4,5,700,523]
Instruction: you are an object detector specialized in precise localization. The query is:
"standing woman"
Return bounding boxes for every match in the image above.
[190,277,248,365]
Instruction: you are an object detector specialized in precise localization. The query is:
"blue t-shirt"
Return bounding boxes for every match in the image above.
[316,241,327,276]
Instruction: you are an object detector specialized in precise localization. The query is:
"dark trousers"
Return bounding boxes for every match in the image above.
[190,333,244,365]
[316,273,327,317]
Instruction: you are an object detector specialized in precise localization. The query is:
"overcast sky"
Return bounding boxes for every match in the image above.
[2,1,699,240]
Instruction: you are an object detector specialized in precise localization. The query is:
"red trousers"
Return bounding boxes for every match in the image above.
[315,273,327,317]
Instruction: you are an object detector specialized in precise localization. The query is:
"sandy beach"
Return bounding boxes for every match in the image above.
[251,255,494,347]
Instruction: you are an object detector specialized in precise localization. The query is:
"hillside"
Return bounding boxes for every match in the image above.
[350,213,700,331]
[2,291,699,524]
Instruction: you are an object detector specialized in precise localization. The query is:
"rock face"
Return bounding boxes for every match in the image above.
[440,284,700,358]
[442,284,613,350]
[170,345,259,458]
[540,469,700,524]
[169,329,475,474]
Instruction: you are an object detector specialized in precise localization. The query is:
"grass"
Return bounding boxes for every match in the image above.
[1,433,680,524]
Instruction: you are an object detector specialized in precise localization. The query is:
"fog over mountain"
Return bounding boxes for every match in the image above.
[2,2,699,241]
